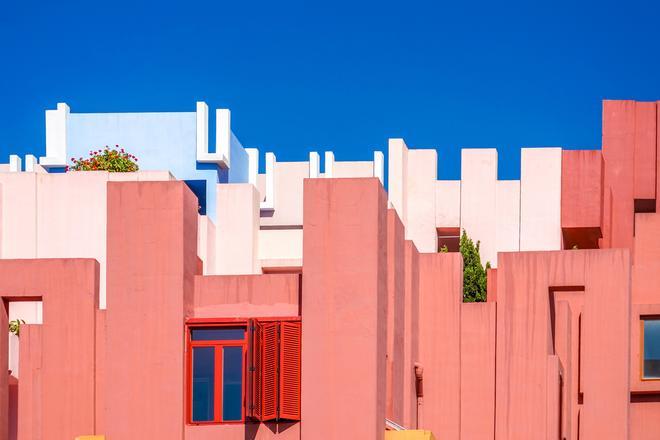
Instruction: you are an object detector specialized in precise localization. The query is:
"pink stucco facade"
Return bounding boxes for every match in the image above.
[2,99,660,439]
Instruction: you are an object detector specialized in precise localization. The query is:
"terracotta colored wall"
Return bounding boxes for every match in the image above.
[0,259,98,440]
[301,177,388,439]
[460,302,496,440]
[633,213,660,303]
[496,250,630,440]
[386,209,406,424]
[561,150,603,249]
[601,101,637,249]
[185,422,300,440]
[17,325,41,440]
[7,376,17,440]
[104,181,198,439]
[633,102,657,204]
[402,240,420,429]
[417,252,462,438]
[631,399,660,440]
[193,273,300,318]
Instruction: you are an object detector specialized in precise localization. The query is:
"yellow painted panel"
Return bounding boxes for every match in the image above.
[385,430,436,440]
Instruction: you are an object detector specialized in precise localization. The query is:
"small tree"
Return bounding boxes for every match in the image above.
[460,230,490,302]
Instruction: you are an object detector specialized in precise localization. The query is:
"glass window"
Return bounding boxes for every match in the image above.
[189,325,246,423]
[192,347,215,422]
[191,327,245,341]
[644,319,660,379]
[222,346,243,421]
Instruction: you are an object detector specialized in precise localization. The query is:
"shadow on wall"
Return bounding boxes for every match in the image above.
[244,421,297,439]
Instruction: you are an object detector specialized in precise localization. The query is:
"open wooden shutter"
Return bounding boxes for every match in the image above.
[279,321,302,420]
[247,319,256,419]
[253,321,278,421]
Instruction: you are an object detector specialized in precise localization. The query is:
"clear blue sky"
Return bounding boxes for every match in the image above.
[1,0,659,179]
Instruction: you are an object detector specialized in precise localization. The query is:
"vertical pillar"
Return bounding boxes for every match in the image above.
[520,148,562,251]
[215,183,260,274]
[301,178,388,439]
[461,149,498,265]
[418,252,463,437]
[406,149,437,253]
[105,181,198,439]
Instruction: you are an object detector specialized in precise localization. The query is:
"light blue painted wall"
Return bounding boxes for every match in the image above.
[65,111,249,222]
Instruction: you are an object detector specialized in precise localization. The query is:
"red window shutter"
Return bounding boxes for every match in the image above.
[254,321,278,421]
[279,321,301,420]
[247,319,256,419]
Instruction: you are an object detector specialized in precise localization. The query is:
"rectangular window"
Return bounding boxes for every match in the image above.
[187,319,301,425]
[437,227,460,252]
[192,346,215,422]
[643,318,660,379]
[188,324,246,423]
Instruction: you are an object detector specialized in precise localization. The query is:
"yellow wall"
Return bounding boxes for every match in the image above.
[385,430,435,440]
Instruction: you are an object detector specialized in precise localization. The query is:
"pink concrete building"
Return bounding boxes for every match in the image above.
[1,99,660,439]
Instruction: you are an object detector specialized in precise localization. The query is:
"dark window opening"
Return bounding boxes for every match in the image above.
[437,227,460,252]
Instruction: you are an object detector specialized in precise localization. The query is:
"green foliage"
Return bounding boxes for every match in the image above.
[460,230,489,302]
[8,319,25,337]
[439,244,449,253]
[68,146,139,172]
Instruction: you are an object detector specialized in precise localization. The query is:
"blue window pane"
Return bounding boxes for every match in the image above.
[191,327,245,341]
[644,319,660,379]
[192,347,215,422]
[223,346,243,421]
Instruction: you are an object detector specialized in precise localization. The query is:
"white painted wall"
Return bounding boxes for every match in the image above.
[215,183,261,274]
[41,103,69,167]
[496,180,521,257]
[460,149,498,266]
[406,149,438,253]
[0,170,173,309]
[519,148,562,251]
[198,214,217,275]
[387,138,408,225]
[435,180,461,228]
[258,228,303,267]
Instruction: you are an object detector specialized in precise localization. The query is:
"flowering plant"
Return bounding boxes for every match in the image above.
[68,146,139,172]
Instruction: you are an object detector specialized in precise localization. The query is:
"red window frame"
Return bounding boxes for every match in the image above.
[186,319,248,425]
[185,316,301,425]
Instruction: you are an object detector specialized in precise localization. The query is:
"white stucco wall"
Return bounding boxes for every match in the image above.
[519,147,562,251]
[259,161,309,227]
[387,138,409,226]
[496,180,521,259]
[333,161,374,178]
[460,149,498,266]
[198,214,217,275]
[215,183,261,275]
[258,228,303,267]
[405,149,438,253]
[435,180,461,228]
[0,171,173,309]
